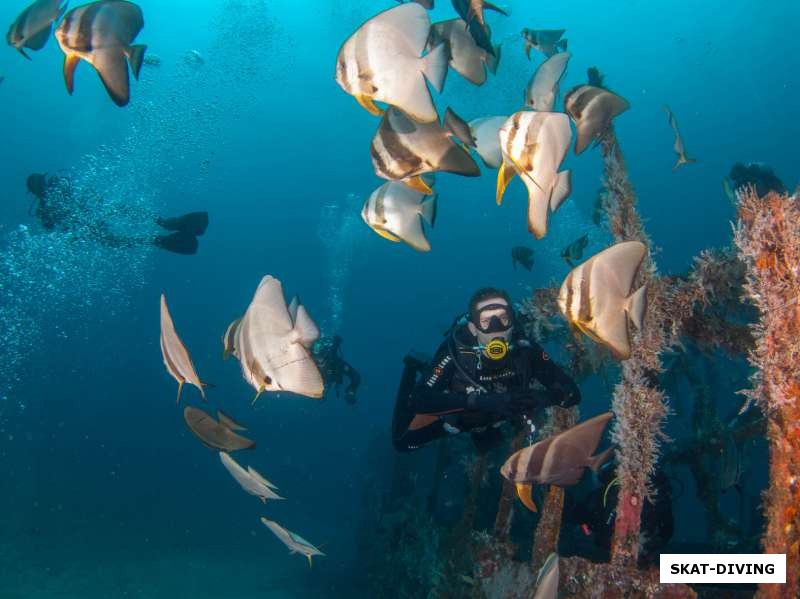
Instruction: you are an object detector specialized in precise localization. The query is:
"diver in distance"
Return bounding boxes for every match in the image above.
[392,287,581,452]
[312,334,361,405]
[25,173,208,255]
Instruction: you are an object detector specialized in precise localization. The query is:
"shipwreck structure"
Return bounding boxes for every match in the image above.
[357,118,796,598]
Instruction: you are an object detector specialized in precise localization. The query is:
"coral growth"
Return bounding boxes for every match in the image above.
[558,556,696,598]
[734,187,800,598]
[600,130,670,566]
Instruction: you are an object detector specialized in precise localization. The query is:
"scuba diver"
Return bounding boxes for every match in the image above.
[563,459,674,567]
[727,162,787,198]
[392,288,581,453]
[312,334,361,405]
[25,173,208,255]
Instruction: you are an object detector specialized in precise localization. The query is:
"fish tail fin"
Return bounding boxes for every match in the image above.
[420,194,438,227]
[486,44,502,74]
[626,284,648,331]
[422,42,448,94]
[63,54,80,94]
[588,446,614,472]
[673,156,697,170]
[128,44,147,80]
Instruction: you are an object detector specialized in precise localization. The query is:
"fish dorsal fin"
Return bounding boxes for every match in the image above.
[292,304,320,348]
[251,276,293,332]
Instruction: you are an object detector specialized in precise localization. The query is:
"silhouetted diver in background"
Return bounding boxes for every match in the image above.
[26,173,208,255]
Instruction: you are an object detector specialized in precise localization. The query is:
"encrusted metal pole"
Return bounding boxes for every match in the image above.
[530,407,575,573]
[734,187,800,598]
[600,130,670,567]
[494,431,525,540]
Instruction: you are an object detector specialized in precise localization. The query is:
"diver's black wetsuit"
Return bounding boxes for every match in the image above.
[313,335,361,405]
[393,324,580,452]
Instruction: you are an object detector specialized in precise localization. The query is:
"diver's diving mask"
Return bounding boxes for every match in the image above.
[471,303,514,361]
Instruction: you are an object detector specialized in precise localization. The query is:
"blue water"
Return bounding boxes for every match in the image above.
[0,0,796,596]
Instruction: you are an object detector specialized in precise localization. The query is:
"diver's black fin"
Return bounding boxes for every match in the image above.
[156,211,209,236]
[154,232,199,255]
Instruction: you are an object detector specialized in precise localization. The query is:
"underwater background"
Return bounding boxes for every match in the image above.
[0,0,798,597]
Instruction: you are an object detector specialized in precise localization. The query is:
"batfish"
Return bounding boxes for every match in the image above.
[55,0,147,107]
[362,181,437,252]
[663,105,696,170]
[371,107,480,193]
[429,18,499,86]
[160,294,206,403]
[501,412,614,512]
[521,29,567,60]
[219,452,283,503]
[335,3,447,123]
[496,111,572,239]
[183,407,255,452]
[564,85,630,155]
[260,518,325,568]
[557,241,648,360]
[6,0,67,59]
[231,276,324,402]
[525,51,571,112]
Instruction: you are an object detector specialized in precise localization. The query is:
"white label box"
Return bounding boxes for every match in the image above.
[660,554,786,584]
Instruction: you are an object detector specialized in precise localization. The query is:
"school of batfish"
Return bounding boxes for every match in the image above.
[7,0,698,579]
